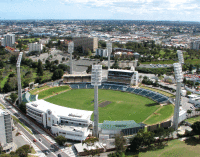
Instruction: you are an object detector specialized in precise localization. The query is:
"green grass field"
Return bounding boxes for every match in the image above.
[45,89,162,123]
[143,104,174,125]
[185,116,200,124]
[30,85,70,99]
[138,138,200,157]
[36,86,70,99]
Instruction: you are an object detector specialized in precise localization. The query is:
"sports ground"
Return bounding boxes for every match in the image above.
[35,86,174,124]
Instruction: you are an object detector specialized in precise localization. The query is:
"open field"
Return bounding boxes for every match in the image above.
[185,116,200,124]
[46,89,166,123]
[137,138,200,157]
[140,85,174,98]
[143,104,174,125]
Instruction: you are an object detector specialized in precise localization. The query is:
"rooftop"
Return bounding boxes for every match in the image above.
[26,99,93,121]
[99,120,141,130]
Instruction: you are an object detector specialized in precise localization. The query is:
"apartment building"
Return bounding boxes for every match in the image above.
[96,48,108,57]
[28,42,43,53]
[0,109,13,151]
[190,40,200,50]
[72,37,98,52]
[2,34,15,48]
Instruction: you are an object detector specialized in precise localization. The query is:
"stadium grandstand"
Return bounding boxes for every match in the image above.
[68,83,169,104]
[107,69,139,86]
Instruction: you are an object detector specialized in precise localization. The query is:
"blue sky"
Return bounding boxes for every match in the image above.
[1,0,200,21]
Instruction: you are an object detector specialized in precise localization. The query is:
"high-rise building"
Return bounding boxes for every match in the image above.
[28,42,43,53]
[72,37,98,52]
[190,40,200,50]
[0,109,13,151]
[2,34,15,48]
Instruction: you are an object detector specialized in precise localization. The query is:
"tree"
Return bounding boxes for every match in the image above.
[10,93,18,103]
[54,60,59,65]
[55,135,67,146]
[191,121,200,139]
[19,102,26,114]
[15,145,31,157]
[37,60,43,76]
[52,69,64,80]
[115,133,127,154]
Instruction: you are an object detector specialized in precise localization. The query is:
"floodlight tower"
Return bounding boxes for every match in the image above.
[91,65,102,137]
[134,53,140,68]
[68,41,74,74]
[16,52,23,105]
[177,50,184,65]
[173,63,183,130]
[107,41,112,69]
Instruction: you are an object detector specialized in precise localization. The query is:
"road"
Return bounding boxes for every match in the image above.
[0,95,68,157]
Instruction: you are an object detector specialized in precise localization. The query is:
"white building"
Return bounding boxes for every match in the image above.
[0,109,13,151]
[28,42,43,53]
[39,38,50,45]
[96,49,108,57]
[26,100,93,141]
[2,34,15,47]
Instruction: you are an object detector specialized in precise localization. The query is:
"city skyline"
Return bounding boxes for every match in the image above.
[1,0,200,21]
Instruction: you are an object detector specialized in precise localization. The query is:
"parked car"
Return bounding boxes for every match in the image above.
[33,139,37,142]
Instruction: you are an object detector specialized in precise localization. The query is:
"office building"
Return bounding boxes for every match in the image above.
[28,42,43,53]
[72,37,98,52]
[0,109,13,151]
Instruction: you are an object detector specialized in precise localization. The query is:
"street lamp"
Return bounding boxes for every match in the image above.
[68,41,74,74]
[91,65,102,137]
[173,63,183,130]
[106,41,112,69]
[16,52,23,105]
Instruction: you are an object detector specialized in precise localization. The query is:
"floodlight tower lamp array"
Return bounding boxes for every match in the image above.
[173,63,183,130]
[106,41,112,69]
[68,42,74,74]
[16,52,23,105]
[91,65,102,138]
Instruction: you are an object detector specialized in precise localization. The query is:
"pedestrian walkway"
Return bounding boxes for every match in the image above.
[62,146,77,157]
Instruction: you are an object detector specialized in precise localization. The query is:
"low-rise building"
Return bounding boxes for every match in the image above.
[28,42,43,53]
[26,100,93,141]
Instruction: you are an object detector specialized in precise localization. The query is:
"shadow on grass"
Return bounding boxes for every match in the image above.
[145,103,159,107]
[185,136,200,146]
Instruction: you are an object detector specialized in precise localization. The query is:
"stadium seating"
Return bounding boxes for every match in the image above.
[70,84,79,89]
[139,89,150,96]
[132,88,143,94]
[67,83,169,104]
[78,83,87,89]
[86,84,94,89]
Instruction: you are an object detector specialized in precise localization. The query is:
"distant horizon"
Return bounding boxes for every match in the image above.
[1,0,200,22]
[1,19,200,23]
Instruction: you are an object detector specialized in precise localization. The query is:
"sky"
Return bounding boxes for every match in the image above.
[1,0,200,21]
